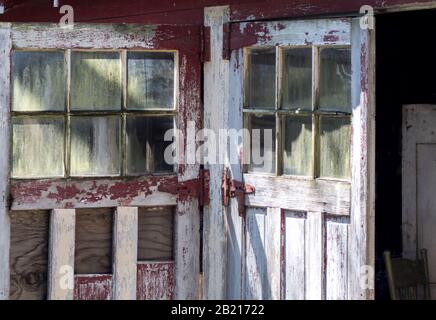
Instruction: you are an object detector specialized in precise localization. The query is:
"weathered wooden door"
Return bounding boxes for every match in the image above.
[0,23,202,300]
[204,14,375,300]
[403,105,436,299]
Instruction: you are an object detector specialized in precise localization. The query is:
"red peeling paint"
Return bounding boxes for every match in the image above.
[74,275,112,300]
[137,262,175,300]
[229,22,272,51]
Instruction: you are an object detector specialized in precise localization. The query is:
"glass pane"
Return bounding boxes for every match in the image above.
[282,48,312,110]
[248,114,276,173]
[127,52,175,110]
[12,117,65,178]
[12,51,65,112]
[320,116,351,179]
[70,116,120,176]
[319,48,351,113]
[283,116,313,176]
[126,116,174,174]
[245,49,276,109]
[71,52,121,111]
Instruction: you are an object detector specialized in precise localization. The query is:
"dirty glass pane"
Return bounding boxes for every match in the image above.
[70,116,121,176]
[12,51,65,112]
[71,51,121,111]
[320,116,351,179]
[126,116,174,174]
[248,114,276,173]
[12,117,65,178]
[245,49,276,109]
[127,52,175,110]
[282,48,312,110]
[283,116,313,176]
[319,48,351,113]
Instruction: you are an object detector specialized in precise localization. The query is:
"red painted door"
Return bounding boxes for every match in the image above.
[6,24,202,300]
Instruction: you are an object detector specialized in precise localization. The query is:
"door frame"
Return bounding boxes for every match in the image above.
[203,6,375,300]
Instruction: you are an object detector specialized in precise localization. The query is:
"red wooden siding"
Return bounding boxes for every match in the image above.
[74,275,112,300]
[137,262,174,300]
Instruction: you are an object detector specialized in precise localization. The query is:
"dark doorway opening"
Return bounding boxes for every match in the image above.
[376,9,436,299]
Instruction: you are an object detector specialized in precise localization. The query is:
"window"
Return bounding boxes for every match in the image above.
[244,46,351,180]
[11,50,176,178]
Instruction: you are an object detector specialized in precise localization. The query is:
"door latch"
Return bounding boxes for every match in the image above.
[222,167,255,217]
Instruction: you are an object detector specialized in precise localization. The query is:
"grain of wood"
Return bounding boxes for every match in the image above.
[137,262,174,300]
[9,210,49,300]
[75,208,113,275]
[138,207,173,261]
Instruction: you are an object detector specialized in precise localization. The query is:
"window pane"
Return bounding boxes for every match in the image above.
[126,116,174,175]
[320,116,351,179]
[71,52,121,111]
[248,114,276,173]
[282,48,312,110]
[283,116,313,176]
[70,116,120,176]
[245,49,276,109]
[127,52,175,110]
[12,117,65,178]
[12,51,65,112]
[319,48,351,113]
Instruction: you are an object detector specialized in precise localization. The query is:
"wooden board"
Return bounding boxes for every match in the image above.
[75,208,113,275]
[137,262,174,300]
[74,275,112,300]
[9,210,49,300]
[138,207,173,261]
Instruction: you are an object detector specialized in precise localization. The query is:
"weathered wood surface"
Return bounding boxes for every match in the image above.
[75,208,113,275]
[137,262,174,300]
[113,207,137,300]
[138,207,173,261]
[0,23,11,300]
[9,210,49,300]
[74,275,112,300]
[10,176,178,211]
[305,212,324,300]
[244,175,351,216]
[48,209,75,300]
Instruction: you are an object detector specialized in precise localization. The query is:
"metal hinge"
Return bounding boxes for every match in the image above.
[201,26,211,63]
[178,169,210,206]
[222,167,255,217]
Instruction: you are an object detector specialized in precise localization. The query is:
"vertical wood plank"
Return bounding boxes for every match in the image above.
[305,211,324,300]
[137,262,174,300]
[349,18,376,300]
[283,212,306,300]
[113,206,137,300]
[0,23,11,300]
[203,5,230,300]
[48,209,75,300]
[326,218,349,300]
[265,207,281,300]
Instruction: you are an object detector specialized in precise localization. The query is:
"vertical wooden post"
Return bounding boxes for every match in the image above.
[203,5,230,300]
[48,209,76,300]
[305,212,324,300]
[112,206,138,300]
[349,18,376,300]
[0,23,11,300]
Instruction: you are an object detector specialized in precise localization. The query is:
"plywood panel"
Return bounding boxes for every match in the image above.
[137,262,174,300]
[283,212,306,300]
[326,218,349,300]
[138,207,173,261]
[74,275,112,300]
[75,208,113,275]
[9,210,49,300]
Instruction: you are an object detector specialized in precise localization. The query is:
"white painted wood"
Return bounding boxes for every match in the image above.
[283,212,306,300]
[244,175,351,216]
[203,5,230,300]
[348,18,376,300]
[0,23,11,300]
[112,207,138,300]
[403,104,436,299]
[48,209,76,300]
[265,207,281,300]
[326,218,349,300]
[305,212,324,300]
[236,19,351,47]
